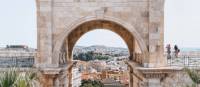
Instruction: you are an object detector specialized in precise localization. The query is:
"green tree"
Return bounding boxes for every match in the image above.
[0,69,17,87]
[15,72,38,87]
[80,79,104,87]
[0,69,38,87]
[74,52,110,61]
[185,68,200,87]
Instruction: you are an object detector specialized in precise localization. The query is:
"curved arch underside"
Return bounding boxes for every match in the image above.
[63,20,142,62]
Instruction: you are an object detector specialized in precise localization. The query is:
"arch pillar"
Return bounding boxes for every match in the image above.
[66,66,73,87]
[129,66,134,87]
[39,68,61,87]
[147,0,166,67]
[138,68,172,87]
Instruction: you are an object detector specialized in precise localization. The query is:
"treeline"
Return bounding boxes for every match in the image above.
[80,79,104,87]
[73,51,110,61]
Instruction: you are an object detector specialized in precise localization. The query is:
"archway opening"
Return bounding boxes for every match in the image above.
[57,20,144,87]
[59,20,143,64]
[72,29,130,87]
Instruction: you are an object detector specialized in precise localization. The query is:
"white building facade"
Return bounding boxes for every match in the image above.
[72,67,82,87]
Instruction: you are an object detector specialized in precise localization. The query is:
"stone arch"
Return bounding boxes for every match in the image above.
[53,16,148,66]
[68,21,133,60]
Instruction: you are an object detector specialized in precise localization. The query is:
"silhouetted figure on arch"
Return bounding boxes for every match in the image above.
[174,45,180,58]
[166,44,171,59]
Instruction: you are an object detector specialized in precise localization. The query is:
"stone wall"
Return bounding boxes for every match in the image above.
[161,71,193,87]
[37,0,166,68]
[36,0,167,87]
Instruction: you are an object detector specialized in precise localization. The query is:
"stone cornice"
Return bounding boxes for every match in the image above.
[125,61,188,79]
[138,67,182,79]
[40,68,61,75]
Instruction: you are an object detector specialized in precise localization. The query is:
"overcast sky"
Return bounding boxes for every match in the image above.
[0,0,200,48]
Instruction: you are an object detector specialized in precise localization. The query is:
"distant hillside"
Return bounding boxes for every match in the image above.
[73,45,129,56]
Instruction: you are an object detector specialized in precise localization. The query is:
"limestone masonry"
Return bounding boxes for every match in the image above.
[31,0,193,87]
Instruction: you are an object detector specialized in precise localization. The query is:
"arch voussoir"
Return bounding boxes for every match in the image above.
[53,16,148,66]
